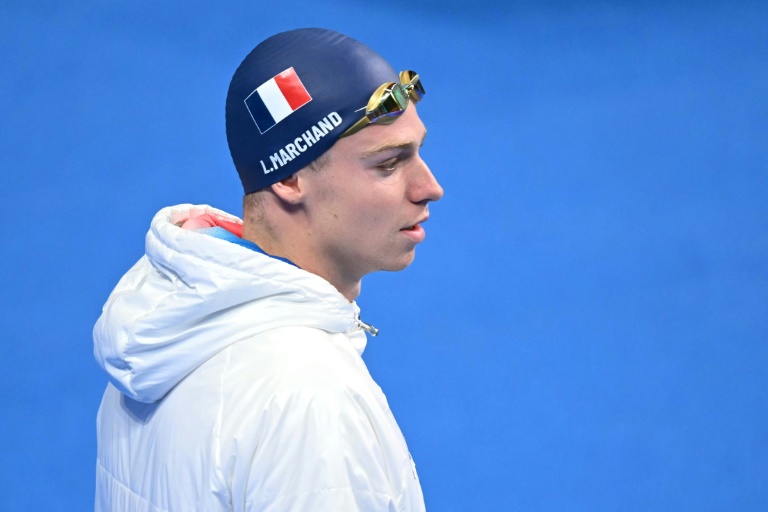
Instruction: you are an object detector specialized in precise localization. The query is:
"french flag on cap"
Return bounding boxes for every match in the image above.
[244,67,313,134]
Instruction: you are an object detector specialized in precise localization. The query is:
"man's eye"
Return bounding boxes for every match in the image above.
[378,159,398,173]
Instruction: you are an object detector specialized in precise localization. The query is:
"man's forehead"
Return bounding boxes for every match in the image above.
[349,107,427,158]
[359,129,428,159]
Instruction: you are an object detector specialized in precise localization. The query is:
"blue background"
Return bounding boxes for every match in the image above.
[1,1,766,510]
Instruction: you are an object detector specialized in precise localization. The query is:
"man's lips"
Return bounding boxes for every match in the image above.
[399,216,429,242]
[401,214,429,231]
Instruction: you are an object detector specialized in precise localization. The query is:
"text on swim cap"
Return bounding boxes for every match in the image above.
[260,112,342,174]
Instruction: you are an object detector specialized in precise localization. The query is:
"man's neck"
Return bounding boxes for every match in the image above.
[242,228,361,302]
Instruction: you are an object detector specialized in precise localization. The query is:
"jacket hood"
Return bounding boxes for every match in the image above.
[94,204,366,403]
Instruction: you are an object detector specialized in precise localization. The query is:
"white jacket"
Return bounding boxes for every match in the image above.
[94,205,425,512]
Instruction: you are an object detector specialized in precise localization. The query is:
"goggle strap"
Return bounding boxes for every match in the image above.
[342,117,371,138]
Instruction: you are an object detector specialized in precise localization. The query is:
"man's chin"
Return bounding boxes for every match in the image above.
[379,250,417,273]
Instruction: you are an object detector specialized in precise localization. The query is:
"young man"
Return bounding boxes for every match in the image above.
[94,28,442,511]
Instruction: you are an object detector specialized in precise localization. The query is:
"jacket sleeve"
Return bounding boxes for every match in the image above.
[236,386,402,512]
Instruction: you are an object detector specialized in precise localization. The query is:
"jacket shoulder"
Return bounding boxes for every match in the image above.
[215,327,413,509]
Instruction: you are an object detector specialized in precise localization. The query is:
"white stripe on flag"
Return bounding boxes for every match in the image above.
[256,79,293,124]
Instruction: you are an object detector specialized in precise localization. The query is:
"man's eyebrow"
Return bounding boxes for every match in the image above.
[359,130,428,160]
[360,142,413,159]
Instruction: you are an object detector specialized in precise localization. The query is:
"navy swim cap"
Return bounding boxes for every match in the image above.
[226,28,398,194]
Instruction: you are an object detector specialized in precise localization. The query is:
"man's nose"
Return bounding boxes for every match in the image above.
[409,158,444,204]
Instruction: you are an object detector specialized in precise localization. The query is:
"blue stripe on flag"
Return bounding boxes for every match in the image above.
[244,92,277,134]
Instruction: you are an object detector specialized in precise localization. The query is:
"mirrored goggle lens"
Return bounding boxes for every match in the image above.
[399,70,424,101]
[339,71,424,138]
[368,83,410,123]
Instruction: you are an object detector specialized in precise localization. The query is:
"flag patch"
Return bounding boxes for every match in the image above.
[244,67,313,134]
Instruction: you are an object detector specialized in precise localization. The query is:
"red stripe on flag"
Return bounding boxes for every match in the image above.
[274,68,312,111]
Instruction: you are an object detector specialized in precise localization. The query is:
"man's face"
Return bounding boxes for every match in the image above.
[299,104,443,286]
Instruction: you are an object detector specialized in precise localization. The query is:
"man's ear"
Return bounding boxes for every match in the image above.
[270,174,304,206]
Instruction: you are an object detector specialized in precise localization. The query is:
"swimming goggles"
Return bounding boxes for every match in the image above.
[340,70,424,138]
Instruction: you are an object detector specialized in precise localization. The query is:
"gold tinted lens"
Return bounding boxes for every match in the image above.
[366,82,394,111]
[340,73,422,138]
[399,70,416,83]
[399,70,424,101]
[368,83,409,123]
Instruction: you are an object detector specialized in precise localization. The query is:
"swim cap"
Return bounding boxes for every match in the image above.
[226,28,398,194]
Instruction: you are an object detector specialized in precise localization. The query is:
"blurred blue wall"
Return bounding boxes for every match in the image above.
[1,1,766,510]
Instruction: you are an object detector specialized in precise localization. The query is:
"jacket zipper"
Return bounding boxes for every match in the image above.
[356,316,379,337]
